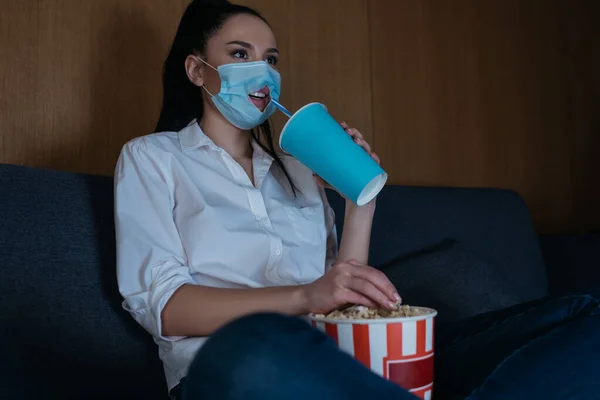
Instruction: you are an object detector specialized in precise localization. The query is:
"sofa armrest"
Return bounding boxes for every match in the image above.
[539,232,600,296]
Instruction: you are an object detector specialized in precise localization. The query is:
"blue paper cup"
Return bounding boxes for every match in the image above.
[279,103,388,206]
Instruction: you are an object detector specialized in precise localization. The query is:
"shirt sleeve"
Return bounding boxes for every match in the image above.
[114,139,195,341]
[319,187,339,271]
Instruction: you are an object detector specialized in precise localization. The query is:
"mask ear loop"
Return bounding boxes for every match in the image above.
[197,57,218,97]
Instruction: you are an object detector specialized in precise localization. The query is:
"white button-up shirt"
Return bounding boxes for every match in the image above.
[114,121,338,392]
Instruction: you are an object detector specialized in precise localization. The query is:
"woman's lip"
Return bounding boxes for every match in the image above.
[249,94,271,111]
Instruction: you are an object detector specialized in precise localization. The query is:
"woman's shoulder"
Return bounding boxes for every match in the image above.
[116,131,184,179]
[121,131,180,155]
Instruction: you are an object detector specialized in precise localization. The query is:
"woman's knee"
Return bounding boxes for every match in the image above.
[229,312,310,331]
[190,313,317,372]
[214,312,313,344]
[182,313,321,399]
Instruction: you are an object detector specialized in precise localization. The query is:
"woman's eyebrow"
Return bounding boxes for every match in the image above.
[226,40,279,54]
[226,40,253,49]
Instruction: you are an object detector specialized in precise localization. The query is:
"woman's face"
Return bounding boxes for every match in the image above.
[202,14,279,113]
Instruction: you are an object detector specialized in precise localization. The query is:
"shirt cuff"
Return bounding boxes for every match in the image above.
[123,264,195,342]
[150,265,196,341]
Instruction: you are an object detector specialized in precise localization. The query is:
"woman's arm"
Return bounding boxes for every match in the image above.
[336,201,376,264]
[162,255,398,337]
[161,284,308,337]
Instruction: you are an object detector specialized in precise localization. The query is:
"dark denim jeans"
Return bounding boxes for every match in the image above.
[176,292,600,400]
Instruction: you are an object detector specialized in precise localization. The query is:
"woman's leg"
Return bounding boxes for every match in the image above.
[434,291,600,399]
[468,315,600,399]
[179,313,417,400]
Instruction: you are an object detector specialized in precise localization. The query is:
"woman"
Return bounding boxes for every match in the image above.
[115,1,600,399]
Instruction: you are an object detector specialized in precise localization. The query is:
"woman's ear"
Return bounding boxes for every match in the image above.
[184,55,205,88]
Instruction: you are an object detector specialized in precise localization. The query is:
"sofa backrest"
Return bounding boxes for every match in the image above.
[327,185,548,298]
[0,163,547,398]
[0,164,165,399]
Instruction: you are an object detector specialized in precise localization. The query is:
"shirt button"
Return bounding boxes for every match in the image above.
[275,249,281,256]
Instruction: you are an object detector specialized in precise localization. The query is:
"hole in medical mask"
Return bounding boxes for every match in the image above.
[248,86,272,112]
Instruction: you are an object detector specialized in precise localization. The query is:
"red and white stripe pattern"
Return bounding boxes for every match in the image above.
[312,318,435,400]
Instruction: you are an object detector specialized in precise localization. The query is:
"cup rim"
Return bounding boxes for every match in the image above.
[307,307,438,325]
[278,102,326,154]
[356,173,388,206]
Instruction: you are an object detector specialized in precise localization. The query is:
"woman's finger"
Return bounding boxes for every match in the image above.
[340,123,363,141]
[336,288,379,309]
[340,121,379,167]
[343,127,371,154]
[347,260,401,303]
[371,152,380,165]
[346,277,395,309]
[355,138,372,154]
[348,128,364,141]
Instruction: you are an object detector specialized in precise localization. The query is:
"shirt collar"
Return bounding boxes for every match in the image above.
[178,119,274,162]
[178,119,216,152]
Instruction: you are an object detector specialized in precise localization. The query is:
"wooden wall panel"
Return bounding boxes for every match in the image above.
[1,0,598,232]
[0,0,188,176]
[368,0,596,232]
[566,0,600,232]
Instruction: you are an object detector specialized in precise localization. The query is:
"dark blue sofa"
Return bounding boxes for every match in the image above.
[1,163,598,399]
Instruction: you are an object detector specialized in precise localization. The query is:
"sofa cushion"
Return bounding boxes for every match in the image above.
[0,164,165,399]
[326,186,548,303]
[380,240,523,325]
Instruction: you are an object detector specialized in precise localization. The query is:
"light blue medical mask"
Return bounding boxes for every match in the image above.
[199,58,281,130]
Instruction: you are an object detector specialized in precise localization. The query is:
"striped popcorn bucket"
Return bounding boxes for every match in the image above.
[309,307,437,399]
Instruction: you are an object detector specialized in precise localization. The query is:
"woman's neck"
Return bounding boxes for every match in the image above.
[200,111,252,159]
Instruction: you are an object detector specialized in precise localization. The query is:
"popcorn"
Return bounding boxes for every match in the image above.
[313,304,429,320]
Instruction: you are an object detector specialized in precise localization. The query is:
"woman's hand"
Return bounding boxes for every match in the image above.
[313,122,380,198]
[300,259,401,315]
[340,121,381,164]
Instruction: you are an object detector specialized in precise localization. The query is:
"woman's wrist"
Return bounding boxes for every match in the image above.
[344,198,376,218]
[292,284,312,315]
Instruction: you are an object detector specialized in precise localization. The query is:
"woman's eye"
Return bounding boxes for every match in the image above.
[266,56,278,65]
[232,50,248,60]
